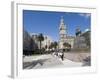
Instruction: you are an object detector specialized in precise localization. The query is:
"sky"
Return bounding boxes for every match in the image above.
[23,10,91,41]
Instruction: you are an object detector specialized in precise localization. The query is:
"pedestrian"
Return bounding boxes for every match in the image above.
[61,50,64,61]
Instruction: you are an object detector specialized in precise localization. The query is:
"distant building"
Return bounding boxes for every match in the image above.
[74,35,87,49]
[74,27,90,49]
[23,30,37,51]
[31,34,39,49]
[42,35,53,50]
[31,33,53,50]
[81,29,91,48]
[23,30,32,51]
[59,16,75,49]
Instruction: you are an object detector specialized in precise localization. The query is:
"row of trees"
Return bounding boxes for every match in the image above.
[47,42,71,51]
[37,33,72,50]
[23,33,71,56]
[48,42,58,50]
[63,42,71,50]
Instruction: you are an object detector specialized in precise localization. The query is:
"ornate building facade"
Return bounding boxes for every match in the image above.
[59,17,75,49]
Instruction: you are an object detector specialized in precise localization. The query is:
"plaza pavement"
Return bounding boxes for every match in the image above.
[23,52,90,69]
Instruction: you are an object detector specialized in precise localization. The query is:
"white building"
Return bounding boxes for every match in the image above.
[31,33,53,50]
[42,35,53,50]
[59,16,75,49]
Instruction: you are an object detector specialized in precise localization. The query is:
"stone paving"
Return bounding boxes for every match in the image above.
[23,52,90,69]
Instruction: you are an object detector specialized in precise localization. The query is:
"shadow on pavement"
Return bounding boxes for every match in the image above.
[23,58,49,69]
[82,56,91,66]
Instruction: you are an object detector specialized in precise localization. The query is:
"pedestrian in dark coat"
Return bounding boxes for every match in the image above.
[61,50,64,61]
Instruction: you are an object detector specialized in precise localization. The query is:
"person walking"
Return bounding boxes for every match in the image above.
[61,50,64,61]
[61,52,64,61]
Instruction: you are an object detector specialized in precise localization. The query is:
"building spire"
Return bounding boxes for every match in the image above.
[59,16,66,30]
[61,16,64,24]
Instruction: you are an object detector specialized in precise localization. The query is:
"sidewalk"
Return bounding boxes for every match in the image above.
[23,54,83,69]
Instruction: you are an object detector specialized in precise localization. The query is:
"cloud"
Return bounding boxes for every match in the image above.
[78,13,91,18]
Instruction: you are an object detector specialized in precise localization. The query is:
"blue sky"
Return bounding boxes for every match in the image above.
[23,10,91,41]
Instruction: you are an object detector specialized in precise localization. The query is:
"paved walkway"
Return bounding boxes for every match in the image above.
[23,52,88,69]
[64,52,90,62]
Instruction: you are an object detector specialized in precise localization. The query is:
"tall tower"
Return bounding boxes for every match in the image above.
[59,16,67,49]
